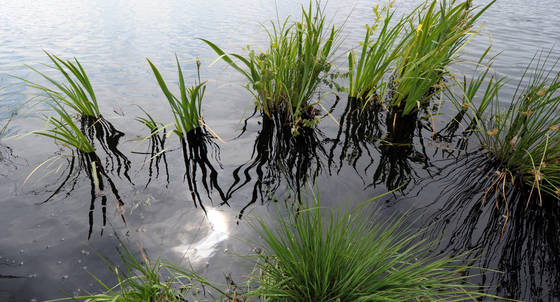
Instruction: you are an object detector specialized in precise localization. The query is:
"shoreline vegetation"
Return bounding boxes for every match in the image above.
[0,0,558,300]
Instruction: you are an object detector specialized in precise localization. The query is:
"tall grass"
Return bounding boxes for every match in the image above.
[347,0,495,113]
[242,189,498,301]
[201,1,342,132]
[147,55,206,139]
[449,48,560,201]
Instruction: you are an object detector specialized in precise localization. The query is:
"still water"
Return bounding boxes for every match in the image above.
[0,0,559,301]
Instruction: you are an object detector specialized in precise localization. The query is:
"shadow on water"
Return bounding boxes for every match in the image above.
[228,111,329,219]
[414,150,560,301]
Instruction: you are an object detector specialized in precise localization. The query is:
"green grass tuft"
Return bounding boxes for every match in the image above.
[201,1,342,132]
[241,188,499,301]
[147,55,206,139]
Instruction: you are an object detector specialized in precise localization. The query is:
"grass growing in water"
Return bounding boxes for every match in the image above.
[390,0,495,115]
[24,51,101,118]
[347,0,495,114]
[34,101,95,153]
[241,189,497,301]
[50,236,228,302]
[147,55,206,139]
[449,48,560,202]
[201,1,342,134]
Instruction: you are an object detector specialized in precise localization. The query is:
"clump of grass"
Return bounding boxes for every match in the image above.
[24,51,101,118]
[348,0,495,113]
[12,51,103,153]
[201,1,342,134]
[49,236,228,302]
[241,189,498,301]
[347,1,406,100]
[147,55,206,139]
[390,0,495,114]
[450,48,560,202]
[34,100,95,153]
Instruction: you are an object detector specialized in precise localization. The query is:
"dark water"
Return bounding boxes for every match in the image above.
[1,0,560,301]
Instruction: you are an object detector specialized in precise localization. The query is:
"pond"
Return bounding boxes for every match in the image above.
[1,0,560,301]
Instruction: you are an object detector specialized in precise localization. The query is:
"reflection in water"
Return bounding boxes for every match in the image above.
[131,128,171,190]
[329,98,436,191]
[172,209,229,264]
[227,112,328,219]
[416,152,560,301]
[180,126,227,210]
[81,116,133,184]
[28,117,129,239]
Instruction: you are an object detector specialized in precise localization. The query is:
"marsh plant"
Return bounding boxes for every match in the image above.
[201,1,342,134]
[348,0,495,114]
[241,190,496,301]
[147,55,206,139]
[25,51,102,118]
[15,52,105,153]
[449,49,560,201]
[51,236,228,302]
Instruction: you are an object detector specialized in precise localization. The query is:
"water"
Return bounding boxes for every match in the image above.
[0,0,559,301]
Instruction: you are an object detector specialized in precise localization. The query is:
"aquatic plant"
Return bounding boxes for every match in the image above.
[347,1,406,100]
[24,51,101,118]
[450,48,560,201]
[34,101,95,153]
[241,189,497,301]
[50,235,228,302]
[147,55,206,139]
[201,1,342,133]
[390,0,495,115]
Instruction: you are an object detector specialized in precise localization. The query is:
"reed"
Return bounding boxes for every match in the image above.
[347,1,406,100]
[147,55,206,139]
[242,189,498,301]
[201,1,342,131]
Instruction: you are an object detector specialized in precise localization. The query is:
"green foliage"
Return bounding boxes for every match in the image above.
[48,237,228,302]
[241,190,496,301]
[24,51,101,118]
[201,1,342,128]
[348,0,495,114]
[34,100,95,153]
[147,55,206,139]
[450,48,560,200]
[390,0,495,114]
[132,104,163,133]
[347,1,405,100]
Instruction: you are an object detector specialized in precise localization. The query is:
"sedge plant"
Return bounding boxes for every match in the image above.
[201,1,343,133]
[450,48,560,202]
[34,99,95,153]
[23,51,102,118]
[147,55,206,139]
[241,188,499,301]
[347,1,406,101]
[390,0,495,114]
[49,236,228,302]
